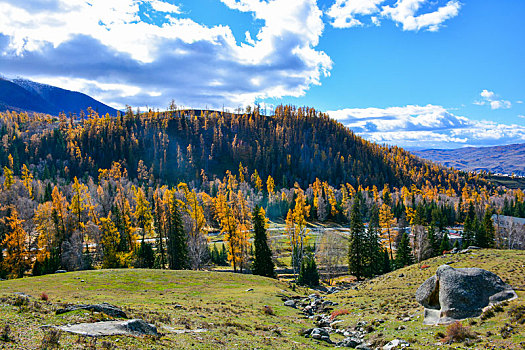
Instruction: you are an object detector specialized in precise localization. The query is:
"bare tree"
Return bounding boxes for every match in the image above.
[316,231,346,285]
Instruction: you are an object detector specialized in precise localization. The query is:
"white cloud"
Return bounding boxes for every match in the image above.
[327,104,525,148]
[326,0,385,28]
[149,0,181,13]
[327,0,461,31]
[518,115,525,119]
[475,89,512,110]
[0,0,332,109]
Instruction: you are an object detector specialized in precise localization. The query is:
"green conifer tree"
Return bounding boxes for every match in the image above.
[480,209,495,248]
[439,232,450,253]
[462,203,476,248]
[298,249,319,287]
[167,195,188,270]
[395,232,414,269]
[251,205,276,278]
[364,205,382,277]
[348,196,365,279]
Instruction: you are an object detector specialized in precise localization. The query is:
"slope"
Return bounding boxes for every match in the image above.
[0,78,118,116]
[413,143,525,176]
[0,249,523,349]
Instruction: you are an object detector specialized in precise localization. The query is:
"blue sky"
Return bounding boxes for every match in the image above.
[0,0,524,148]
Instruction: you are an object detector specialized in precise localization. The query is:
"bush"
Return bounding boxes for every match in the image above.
[509,306,525,324]
[262,305,275,316]
[298,251,319,287]
[481,308,495,320]
[40,292,49,301]
[330,309,350,321]
[0,325,10,342]
[441,322,477,344]
[40,329,61,349]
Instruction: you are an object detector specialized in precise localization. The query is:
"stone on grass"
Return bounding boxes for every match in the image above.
[416,265,517,325]
[310,328,331,343]
[336,337,362,348]
[284,300,296,308]
[383,339,410,349]
[56,302,127,318]
[58,319,157,337]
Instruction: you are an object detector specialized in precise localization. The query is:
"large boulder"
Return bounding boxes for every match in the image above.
[416,265,517,325]
[58,319,157,337]
[56,302,127,318]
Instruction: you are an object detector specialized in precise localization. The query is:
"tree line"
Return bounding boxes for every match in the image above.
[0,108,524,282]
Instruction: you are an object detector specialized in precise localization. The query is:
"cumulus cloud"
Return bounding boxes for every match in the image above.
[327,105,525,148]
[0,0,331,109]
[475,89,512,110]
[327,0,461,31]
[326,0,384,28]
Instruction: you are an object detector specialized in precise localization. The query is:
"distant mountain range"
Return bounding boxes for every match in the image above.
[0,77,118,116]
[413,143,525,176]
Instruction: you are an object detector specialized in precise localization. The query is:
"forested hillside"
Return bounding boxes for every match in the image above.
[1,106,523,281]
[0,106,485,190]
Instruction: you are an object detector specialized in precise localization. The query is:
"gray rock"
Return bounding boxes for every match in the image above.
[58,319,157,337]
[14,292,33,299]
[310,327,330,342]
[416,265,517,325]
[284,300,296,308]
[383,339,410,349]
[355,344,372,350]
[56,302,127,318]
[336,337,362,348]
[55,270,67,274]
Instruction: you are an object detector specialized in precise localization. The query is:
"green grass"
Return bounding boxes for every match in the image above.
[329,249,525,349]
[0,249,524,349]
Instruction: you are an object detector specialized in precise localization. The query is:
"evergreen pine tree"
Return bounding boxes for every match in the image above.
[364,205,382,277]
[251,206,276,278]
[220,243,228,265]
[136,242,155,268]
[439,232,450,253]
[381,248,392,273]
[348,196,365,279]
[480,210,495,248]
[167,196,188,269]
[298,249,319,287]
[395,232,414,269]
[462,203,476,248]
[427,225,439,258]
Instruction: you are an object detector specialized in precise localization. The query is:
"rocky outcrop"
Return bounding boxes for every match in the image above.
[57,319,157,337]
[56,302,127,318]
[416,265,517,325]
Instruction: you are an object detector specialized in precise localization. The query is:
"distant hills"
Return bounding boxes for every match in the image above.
[0,77,118,116]
[413,143,525,176]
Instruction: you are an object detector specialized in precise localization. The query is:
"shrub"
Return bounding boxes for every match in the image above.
[40,292,49,301]
[14,295,29,307]
[262,305,275,316]
[100,340,114,349]
[0,325,10,342]
[441,322,477,344]
[508,305,525,324]
[330,309,350,321]
[297,251,319,287]
[420,264,430,269]
[40,329,61,349]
